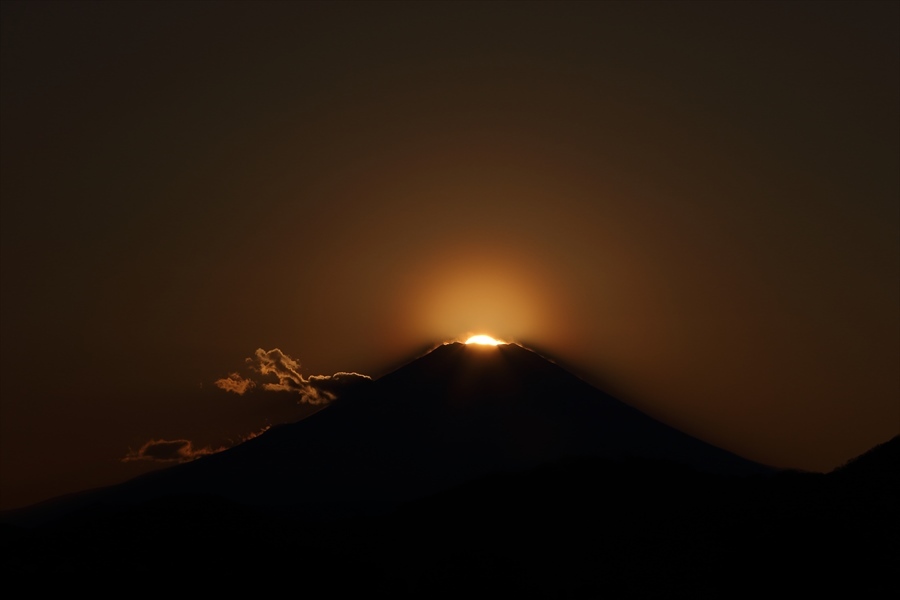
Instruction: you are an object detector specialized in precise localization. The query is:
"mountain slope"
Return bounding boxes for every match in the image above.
[4,342,770,524]
[2,347,896,594]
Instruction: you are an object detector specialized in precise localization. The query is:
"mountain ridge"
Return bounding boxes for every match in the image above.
[2,341,773,526]
[1,391,896,594]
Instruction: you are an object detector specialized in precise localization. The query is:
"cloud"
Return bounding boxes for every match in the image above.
[244,348,371,405]
[123,350,372,464]
[307,371,372,398]
[122,439,224,463]
[123,427,271,464]
[215,372,256,395]
[238,425,270,442]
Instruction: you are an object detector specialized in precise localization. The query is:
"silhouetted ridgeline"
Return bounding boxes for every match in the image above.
[2,343,772,526]
[1,343,895,595]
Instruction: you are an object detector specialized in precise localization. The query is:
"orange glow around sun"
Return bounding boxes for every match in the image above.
[465,335,504,346]
[394,245,575,358]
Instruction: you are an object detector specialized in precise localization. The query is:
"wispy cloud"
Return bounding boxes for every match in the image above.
[125,349,370,465]
[123,427,271,464]
[122,439,224,463]
[217,348,371,404]
[237,425,270,442]
[214,372,255,395]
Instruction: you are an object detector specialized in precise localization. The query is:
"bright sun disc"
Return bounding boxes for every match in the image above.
[465,335,503,346]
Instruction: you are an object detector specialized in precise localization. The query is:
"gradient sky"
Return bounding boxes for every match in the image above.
[1,1,898,511]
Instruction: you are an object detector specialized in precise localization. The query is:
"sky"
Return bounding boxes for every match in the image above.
[1,1,898,511]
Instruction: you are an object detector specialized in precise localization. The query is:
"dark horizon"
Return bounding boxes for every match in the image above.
[2,1,898,511]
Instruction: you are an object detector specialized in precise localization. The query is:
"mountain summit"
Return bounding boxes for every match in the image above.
[7,342,770,524]
[5,344,896,596]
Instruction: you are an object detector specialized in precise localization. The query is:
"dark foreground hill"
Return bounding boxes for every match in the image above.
[1,343,896,595]
[2,439,897,596]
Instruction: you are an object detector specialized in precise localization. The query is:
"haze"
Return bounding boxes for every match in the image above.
[1,1,897,510]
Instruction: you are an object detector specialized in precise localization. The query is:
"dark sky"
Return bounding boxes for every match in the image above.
[1,1,897,510]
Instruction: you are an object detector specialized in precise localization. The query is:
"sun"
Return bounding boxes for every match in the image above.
[465,334,504,346]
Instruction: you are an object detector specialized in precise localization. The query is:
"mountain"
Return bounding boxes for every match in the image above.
[1,343,896,595]
[4,342,770,525]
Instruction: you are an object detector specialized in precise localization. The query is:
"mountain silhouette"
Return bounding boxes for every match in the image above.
[2,344,896,595]
[5,342,770,524]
